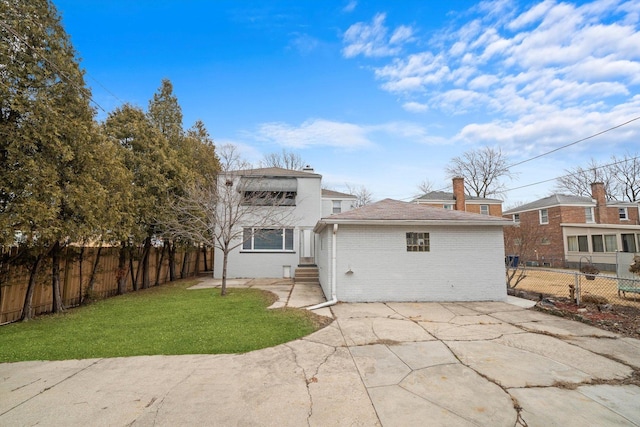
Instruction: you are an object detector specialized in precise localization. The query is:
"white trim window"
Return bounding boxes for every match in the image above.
[619,207,629,220]
[332,200,341,214]
[406,232,430,252]
[480,204,489,215]
[585,207,594,223]
[539,209,549,224]
[443,204,453,210]
[513,213,520,223]
[242,228,294,251]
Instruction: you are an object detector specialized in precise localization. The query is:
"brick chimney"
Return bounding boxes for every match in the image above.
[453,177,466,211]
[591,182,607,224]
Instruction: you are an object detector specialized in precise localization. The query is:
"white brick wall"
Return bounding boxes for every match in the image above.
[321,224,506,302]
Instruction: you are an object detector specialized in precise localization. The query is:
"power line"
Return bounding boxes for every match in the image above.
[0,19,107,113]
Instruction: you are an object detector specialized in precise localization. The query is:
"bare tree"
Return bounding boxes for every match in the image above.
[609,153,640,202]
[504,220,549,289]
[445,146,515,197]
[260,149,306,170]
[163,144,295,295]
[345,184,373,208]
[554,158,615,200]
[416,179,434,195]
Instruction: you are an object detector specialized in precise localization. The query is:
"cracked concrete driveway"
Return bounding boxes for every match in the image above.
[2,298,640,426]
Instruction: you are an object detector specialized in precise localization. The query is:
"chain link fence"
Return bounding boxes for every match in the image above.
[508,266,640,308]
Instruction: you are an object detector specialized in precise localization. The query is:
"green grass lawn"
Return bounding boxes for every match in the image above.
[0,280,331,362]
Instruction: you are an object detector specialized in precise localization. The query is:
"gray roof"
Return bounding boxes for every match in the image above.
[316,199,510,231]
[231,167,322,178]
[414,191,502,203]
[322,189,357,199]
[503,194,594,214]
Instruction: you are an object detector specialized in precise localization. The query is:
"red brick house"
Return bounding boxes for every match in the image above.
[414,177,503,217]
[503,182,640,271]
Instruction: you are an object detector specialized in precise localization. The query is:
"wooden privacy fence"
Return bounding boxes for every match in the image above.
[0,245,214,324]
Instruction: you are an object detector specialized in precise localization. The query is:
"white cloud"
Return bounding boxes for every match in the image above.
[402,101,429,112]
[255,119,373,149]
[343,0,357,13]
[342,13,415,58]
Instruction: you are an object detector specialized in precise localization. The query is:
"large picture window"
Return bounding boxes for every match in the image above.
[406,232,430,252]
[243,228,294,251]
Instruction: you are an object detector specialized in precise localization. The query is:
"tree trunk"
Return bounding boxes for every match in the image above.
[194,244,201,276]
[202,245,208,271]
[86,244,103,299]
[221,250,228,296]
[141,236,151,289]
[154,241,168,286]
[51,241,64,313]
[181,248,190,279]
[21,253,43,321]
[129,246,138,291]
[117,242,128,295]
[168,240,177,281]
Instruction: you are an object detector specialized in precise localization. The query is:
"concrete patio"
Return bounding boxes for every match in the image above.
[1,278,639,426]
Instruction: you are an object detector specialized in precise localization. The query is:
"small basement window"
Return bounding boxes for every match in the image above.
[406,232,430,252]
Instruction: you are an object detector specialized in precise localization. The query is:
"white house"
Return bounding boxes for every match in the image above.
[313,199,511,303]
[321,189,357,217]
[213,166,323,279]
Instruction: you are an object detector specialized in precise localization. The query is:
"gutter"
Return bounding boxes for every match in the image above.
[308,223,338,310]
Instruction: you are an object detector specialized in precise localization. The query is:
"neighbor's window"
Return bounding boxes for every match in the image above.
[592,235,604,252]
[541,237,551,245]
[567,235,588,252]
[513,213,520,223]
[585,207,594,223]
[406,232,430,252]
[604,234,618,252]
[480,204,489,215]
[619,207,629,220]
[539,209,549,224]
[443,204,454,210]
[622,233,637,252]
[332,200,341,214]
[243,228,294,251]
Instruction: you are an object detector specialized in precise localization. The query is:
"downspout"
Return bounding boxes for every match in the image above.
[308,223,338,310]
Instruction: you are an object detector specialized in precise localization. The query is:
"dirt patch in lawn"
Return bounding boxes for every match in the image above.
[510,288,640,340]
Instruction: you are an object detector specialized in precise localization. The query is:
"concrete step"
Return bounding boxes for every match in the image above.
[295,266,319,284]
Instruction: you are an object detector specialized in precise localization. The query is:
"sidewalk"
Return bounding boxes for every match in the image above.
[1,280,639,426]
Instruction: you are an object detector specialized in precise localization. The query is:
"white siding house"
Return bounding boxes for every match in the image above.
[314,199,511,303]
[213,167,322,279]
[321,189,357,217]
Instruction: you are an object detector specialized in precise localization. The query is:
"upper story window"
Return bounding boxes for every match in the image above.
[406,232,430,252]
[243,191,296,206]
[619,207,629,220]
[443,204,454,210]
[513,213,520,223]
[480,205,489,215]
[585,207,594,223]
[332,200,341,214]
[539,209,549,224]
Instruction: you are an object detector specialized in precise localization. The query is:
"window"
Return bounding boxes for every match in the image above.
[242,228,294,251]
[539,209,549,224]
[406,232,430,252]
[513,214,520,223]
[243,191,296,206]
[622,233,637,252]
[332,200,341,214]
[619,207,629,220]
[604,235,618,252]
[567,235,588,252]
[541,237,551,245]
[443,204,453,210]
[592,235,604,252]
[480,205,489,215]
[585,207,594,223]
[513,238,522,246]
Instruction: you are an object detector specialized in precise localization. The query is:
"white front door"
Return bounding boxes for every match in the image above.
[300,229,314,263]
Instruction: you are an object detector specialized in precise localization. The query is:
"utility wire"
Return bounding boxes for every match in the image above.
[0,19,107,113]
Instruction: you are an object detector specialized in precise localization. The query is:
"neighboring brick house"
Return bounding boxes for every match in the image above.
[503,182,640,270]
[414,177,503,217]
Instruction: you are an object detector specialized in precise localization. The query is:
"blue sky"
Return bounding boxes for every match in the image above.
[55,0,640,207]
